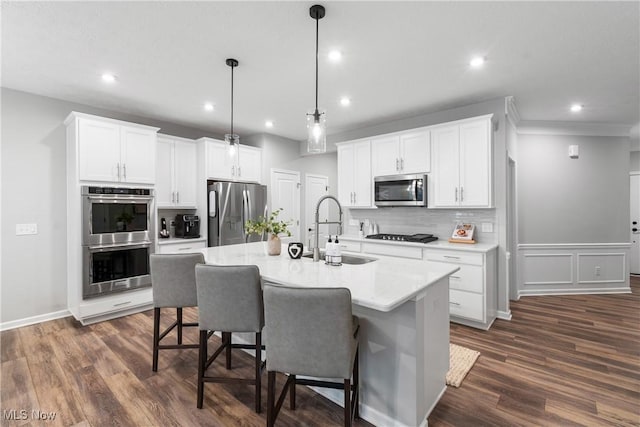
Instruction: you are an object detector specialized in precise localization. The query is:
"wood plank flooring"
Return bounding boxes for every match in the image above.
[1,277,638,426]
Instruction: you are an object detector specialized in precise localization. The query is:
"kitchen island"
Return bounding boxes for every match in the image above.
[197,242,459,427]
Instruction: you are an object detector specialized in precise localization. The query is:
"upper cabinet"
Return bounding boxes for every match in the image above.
[431,115,493,208]
[371,130,430,176]
[337,140,372,208]
[200,138,262,183]
[67,113,158,185]
[156,135,197,208]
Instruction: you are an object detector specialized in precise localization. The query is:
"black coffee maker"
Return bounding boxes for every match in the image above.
[175,214,200,238]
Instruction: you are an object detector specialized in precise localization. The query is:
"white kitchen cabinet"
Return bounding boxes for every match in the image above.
[157,238,207,254]
[202,138,262,183]
[431,115,492,208]
[238,145,262,183]
[371,130,430,176]
[423,246,497,330]
[337,140,372,208]
[156,135,197,208]
[73,114,158,184]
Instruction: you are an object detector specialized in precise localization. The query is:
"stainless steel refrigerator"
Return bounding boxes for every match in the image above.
[207,181,268,247]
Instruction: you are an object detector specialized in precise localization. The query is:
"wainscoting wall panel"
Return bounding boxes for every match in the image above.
[518,243,630,297]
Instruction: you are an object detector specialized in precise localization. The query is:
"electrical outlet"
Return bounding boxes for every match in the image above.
[16,223,38,235]
[595,266,601,276]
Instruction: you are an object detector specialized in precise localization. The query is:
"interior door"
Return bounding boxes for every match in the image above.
[630,173,640,274]
[305,174,329,248]
[270,169,301,241]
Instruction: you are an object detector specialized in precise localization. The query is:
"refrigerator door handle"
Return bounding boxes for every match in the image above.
[242,189,248,241]
[208,191,217,218]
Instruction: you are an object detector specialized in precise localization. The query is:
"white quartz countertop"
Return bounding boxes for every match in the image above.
[197,242,459,312]
[340,235,498,253]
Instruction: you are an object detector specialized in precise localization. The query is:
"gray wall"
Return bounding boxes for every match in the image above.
[0,88,335,324]
[517,134,630,243]
[631,151,640,171]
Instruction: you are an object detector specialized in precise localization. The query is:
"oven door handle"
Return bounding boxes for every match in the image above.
[86,194,153,201]
[88,241,152,251]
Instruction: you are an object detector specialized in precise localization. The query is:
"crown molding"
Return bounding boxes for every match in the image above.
[516,120,631,137]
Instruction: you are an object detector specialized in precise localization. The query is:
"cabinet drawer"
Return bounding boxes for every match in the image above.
[448,264,484,293]
[424,249,483,266]
[158,240,206,254]
[78,288,153,318]
[362,242,423,259]
[449,289,484,322]
[338,241,361,252]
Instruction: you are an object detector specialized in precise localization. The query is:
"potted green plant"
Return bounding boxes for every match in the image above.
[245,208,292,255]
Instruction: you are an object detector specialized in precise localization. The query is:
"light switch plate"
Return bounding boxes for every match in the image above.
[16,223,38,235]
[481,222,493,233]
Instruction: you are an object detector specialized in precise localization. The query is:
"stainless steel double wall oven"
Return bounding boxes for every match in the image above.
[81,186,155,298]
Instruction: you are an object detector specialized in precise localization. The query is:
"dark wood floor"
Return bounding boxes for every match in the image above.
[1,277,638,426]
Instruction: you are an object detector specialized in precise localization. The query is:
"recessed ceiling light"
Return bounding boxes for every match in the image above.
[265,120,274,128]
[570,104,583,113]
[340,97,351,106]
[101,73,117,83]
[204,103,214,112]
[328,50,342,62]
[469,56,485,68]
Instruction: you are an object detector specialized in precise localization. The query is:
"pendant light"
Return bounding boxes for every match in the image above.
[307,4,326,153]
[225,58,240,151]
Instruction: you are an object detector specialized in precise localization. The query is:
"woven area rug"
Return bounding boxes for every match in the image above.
[446,343,480,387]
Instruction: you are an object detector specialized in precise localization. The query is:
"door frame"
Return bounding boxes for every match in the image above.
[270,168,301,242]
[304,173,330,247]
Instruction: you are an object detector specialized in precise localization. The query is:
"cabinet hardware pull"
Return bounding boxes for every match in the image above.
[113,301,132,307]
[238,167,241,176]
[176,192,179,203]
[455,187,458,202]
[178,247,191,250]
[460,187,464,202]
[231,165,235,176]
[444,255,460,259]
[450,275,461,279]
[123,164,127,180]
[354,192,357,204]
[400,158,404,171]
[172,192,175,203]
[117,163,121,180]
[396,158,399,171]
[449,301,461,306]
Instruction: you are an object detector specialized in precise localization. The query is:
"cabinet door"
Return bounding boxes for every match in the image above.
[337,144,355,207]
[238,145,262,183]
[155,138,174,207]
[431,125,460,207]
[173,140,197,207]
[121,126,156,184]
[78,118,121,182]
[459,119,491,207]
[400,130,430,174]
[206,140,233,180]
[352,141,372,207]
[371,135,400,177]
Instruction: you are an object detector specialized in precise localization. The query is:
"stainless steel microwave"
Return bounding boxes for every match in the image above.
[374,174,427,207]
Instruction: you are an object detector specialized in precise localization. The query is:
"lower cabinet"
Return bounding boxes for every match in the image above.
[157,238,207,254]
[424,247,497,330]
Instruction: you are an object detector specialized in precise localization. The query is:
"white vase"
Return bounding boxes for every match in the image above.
[267,234,281,256]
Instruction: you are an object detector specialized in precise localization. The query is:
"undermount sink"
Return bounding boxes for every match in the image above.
[302,252,377,265]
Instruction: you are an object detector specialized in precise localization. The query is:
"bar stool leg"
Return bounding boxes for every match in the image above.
[152,308,160,372]
[177,307,183,345]
[290,375,296,409]
[344,378,352,427]
[354,348,360,419]
[197,330,208,409]
[267,371,276,427]
[255,331,262,413]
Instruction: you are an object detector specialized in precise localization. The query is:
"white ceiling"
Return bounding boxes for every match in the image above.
[2,1,639,143]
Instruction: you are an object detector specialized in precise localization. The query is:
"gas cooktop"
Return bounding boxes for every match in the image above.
[365,233,438,244]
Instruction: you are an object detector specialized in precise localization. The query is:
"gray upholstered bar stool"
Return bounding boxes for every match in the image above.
[195,264,265,413]
[149,253,205,372]
[263,285,360,427]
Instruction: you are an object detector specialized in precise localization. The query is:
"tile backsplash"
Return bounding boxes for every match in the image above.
[345,207,498,244]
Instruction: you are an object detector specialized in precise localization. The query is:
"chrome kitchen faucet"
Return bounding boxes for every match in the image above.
[313,195,343,262]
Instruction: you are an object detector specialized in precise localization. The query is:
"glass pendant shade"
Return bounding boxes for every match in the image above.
[225,133,239,154]
[307,110,326,153]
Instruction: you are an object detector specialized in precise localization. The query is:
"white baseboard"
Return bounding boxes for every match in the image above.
[0,309,71,332]
[497,310,512,321]
[518,287,631,298]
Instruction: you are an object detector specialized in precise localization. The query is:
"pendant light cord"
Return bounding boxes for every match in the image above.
[231,64,234,136]
[315,15,319,113]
